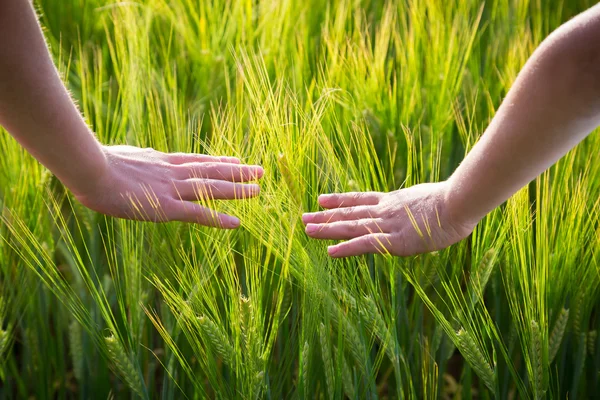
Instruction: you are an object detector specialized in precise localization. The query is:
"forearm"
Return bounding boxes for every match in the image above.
[0,0,107,195]
[446,5,600,226]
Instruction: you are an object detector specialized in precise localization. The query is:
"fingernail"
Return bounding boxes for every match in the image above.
[227,216,240,228]
[305,223,317,234]
[328,246,338,256]
[318,194,332,203]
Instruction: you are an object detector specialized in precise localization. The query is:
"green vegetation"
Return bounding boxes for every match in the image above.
[1,0,599,398]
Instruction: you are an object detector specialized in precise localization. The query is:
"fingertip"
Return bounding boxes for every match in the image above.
[305,223,317,234]
[318,194,332,206]
[244,184,261,198]
[255,166,265,179]
[301,213,314,224]
[327,245,339,257]
[223,216,241,229]
[224,157,241,164]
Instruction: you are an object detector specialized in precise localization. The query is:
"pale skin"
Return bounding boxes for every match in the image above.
[0,0,263,229]
[303,4,600,257]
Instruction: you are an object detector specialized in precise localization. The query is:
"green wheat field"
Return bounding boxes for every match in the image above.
[1,0,600,398]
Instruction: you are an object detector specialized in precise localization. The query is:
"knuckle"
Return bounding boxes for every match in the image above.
[348,220,360,233]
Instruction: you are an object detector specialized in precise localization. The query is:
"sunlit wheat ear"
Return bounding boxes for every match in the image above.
[198,315,235,367]
[239,295,255,355]
[469,248,496,305]
[104,335,146,397]
[549,308,568,362]
[277,153,302,207]
[319,323,335,400]
[455,328,495,393]
[69,320,84,381]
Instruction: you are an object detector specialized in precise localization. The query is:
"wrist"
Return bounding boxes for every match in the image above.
[55,135,109,198]
[442,178,482,231]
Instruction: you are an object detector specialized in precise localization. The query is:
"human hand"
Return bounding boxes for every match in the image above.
[71,145,264,228]
[302,182,476,257]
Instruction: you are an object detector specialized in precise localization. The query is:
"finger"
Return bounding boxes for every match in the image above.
[302,205,378,224]
[327,233,394,258]
[318,192,382,208]
[173,179,260,201]
[165,200,241,228]
[175,162,264,182]
[167,153,240,165]
[305,219,386,240]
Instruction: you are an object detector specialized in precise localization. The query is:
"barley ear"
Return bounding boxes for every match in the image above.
[319,323,335,400]
[69,321,84,381]
[302,341,310,397]
[588,330,597,355]
[338,347,356,399]
[455,328,495,393]
[530,320,546,399]
[0,329,9,357]
[104,335,145,398]
[360,296,396,364]
[277,153,302,207]
[198,315,235,367]
[549,308,568,363]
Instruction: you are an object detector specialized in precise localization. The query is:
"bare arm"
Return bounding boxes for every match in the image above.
[445,4,600,226]
[304,5,600,257]
[0,0,262,228]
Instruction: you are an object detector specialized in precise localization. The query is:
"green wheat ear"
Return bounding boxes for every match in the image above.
[455,328,495,393]
[467,248,496,308]
[0,329,9,357]
[338,347,356,400]
[104,335,145,398]
[587,330,597,355]
[319,323,335,400]
[302,341,310,397]
[530,320,546,399]
[360,296,396,364]
[69,321,84,381]
[549,308,569,362]
[325,297,365,371]
[198,315,235,367]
